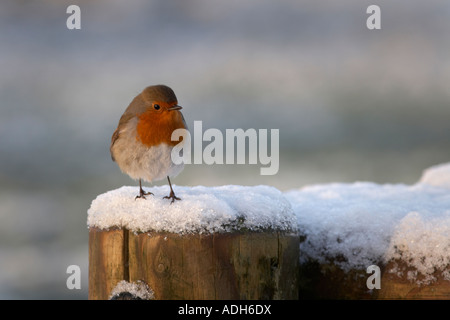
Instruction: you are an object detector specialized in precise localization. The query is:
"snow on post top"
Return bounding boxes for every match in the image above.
[285,162,450,285]
[417,162,450,188]
[87,185,297,234]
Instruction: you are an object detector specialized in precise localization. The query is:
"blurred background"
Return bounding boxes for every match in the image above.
[1,0,449,299]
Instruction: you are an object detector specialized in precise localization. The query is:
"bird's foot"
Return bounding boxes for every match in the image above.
[163,191,181,204]
[135,189,154,200]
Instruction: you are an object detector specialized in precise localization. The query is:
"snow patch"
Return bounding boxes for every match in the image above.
[109,280,154,300]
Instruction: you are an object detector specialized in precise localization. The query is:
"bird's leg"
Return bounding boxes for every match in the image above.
[135,179,153,200]
[163,176,181,204]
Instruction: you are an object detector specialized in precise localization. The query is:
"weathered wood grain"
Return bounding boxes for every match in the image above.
[89,228,299,300]
[88,228,128,300]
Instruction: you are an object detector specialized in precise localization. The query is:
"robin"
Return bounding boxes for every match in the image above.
[110,85,188,202]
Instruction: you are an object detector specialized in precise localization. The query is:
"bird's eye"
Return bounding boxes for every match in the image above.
[153,104,161,110]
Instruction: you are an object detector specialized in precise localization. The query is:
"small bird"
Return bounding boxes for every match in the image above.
[110,85,188,202]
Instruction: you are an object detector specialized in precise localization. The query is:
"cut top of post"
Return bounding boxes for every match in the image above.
[87,185,297,234]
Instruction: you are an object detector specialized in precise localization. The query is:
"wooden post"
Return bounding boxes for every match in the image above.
[298,260,450,300]
[89,228,299,300]
[376,260,450,300]
[298,261,373,299]
[88,228,128,300]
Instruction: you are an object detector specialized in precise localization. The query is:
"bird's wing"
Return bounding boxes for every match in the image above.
[110,128,120,162]
[110,112,135,162]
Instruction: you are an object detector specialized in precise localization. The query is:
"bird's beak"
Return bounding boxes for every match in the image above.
[168,105,182,111]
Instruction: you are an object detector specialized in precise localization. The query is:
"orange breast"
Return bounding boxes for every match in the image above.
[136,110,186,147]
